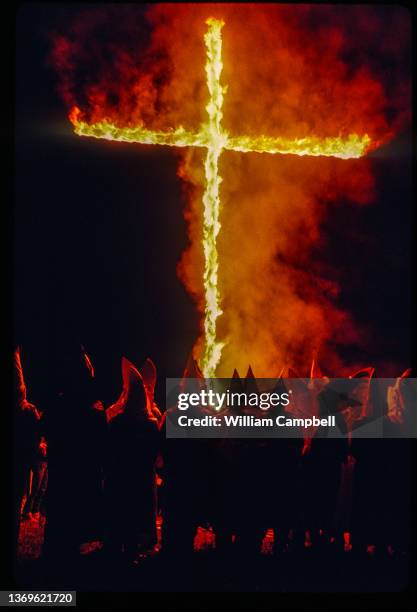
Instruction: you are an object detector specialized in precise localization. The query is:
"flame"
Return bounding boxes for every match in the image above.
[228,133,371,159]
[200,18,226,378]
[343,531,352,552]
[68,17,373,377]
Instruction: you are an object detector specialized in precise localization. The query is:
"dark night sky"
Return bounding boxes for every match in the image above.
[15,3,200,406]
[14,4,412,407]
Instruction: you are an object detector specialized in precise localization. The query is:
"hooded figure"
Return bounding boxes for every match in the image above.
[351,372,414,555]
[161,356,212,558]
[209,370,245,554]
[263,377,305,554]
[13,348,41,559]
[380,373,414,556]
[300,383,350,549]
[43,345,106,562]
[105,358,160,559]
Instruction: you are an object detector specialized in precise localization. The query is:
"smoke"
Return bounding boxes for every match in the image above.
[50,3,411,376]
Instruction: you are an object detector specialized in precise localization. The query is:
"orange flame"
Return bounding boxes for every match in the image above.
[53,5,410,377]
[68,17,374,377]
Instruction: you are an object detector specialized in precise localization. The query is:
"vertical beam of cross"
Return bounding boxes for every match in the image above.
[201,18,226,379]
[69,18,372,378]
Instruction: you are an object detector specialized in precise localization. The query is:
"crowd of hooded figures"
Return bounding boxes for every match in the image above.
[13,346,411,566]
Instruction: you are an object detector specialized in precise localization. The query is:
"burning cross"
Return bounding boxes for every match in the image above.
[70,18,371,377]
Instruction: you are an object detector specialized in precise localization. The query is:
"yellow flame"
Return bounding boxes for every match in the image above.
[70,18,372,377]
[72,115,370,160]
[200,18,226,378]
[228,133,371,159]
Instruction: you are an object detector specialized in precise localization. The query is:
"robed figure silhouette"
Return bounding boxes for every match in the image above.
[43,346,106,563]
[13,348,41,559]
[105,358,160,560]
[351,372,413,554]
[301,385,350,549]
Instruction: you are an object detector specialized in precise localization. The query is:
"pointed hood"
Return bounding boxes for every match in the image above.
[82,348,95,379]
[14,347,27,406]
[310,354,322,379]
[278,366,301,379]
[308,354,329,393]
[387,368,412,424]
[349,366,375,420]
[244,365,259,394]
[140,357,157,402]
[52,343,97,406]
[178,351,206,398]
[121,357,150,420]
[182,352,204,380]
[140,357,162,423]
[229,368,244,393]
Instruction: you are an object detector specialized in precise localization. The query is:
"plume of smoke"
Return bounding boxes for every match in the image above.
[50,4,411,376]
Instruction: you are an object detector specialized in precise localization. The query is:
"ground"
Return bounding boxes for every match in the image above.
[16,514,410,593]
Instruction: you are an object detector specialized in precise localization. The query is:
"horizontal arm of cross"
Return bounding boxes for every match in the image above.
[72,116,206,149]
[227,133,371,159]
[71,110,371,160]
